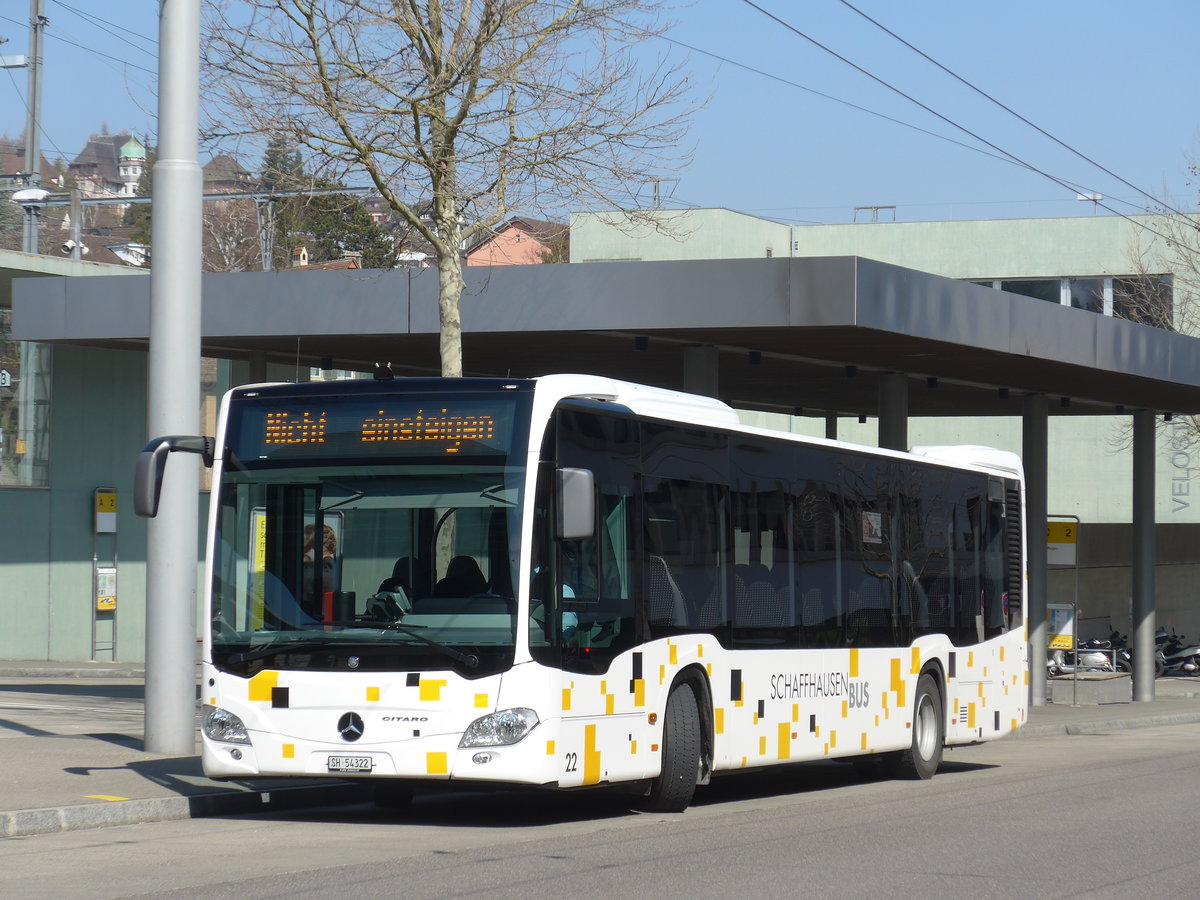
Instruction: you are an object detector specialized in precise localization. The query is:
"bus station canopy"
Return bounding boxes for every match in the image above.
[14,255,1200,418]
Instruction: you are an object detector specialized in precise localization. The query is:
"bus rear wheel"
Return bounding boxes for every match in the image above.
[642,682,701,812]
[887,673,943,780]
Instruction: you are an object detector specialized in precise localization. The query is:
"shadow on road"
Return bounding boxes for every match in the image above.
[226,755,1000,830]
[0,682,146,700]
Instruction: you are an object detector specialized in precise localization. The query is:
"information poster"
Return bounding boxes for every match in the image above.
[1047,603,1075,650]
[96,566,117,612]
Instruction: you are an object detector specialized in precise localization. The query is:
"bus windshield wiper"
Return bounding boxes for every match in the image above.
[318,620,480,669]
[479,484,515,505]
[225,641,329,665]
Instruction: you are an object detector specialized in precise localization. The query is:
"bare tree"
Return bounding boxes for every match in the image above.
[203,0,696,377]
[1115,173,1200,448]
[203,197,263,273]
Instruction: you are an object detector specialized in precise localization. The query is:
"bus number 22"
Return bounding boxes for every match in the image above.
[564,752,578,772]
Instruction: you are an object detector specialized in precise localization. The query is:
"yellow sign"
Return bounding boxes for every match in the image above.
[95,488,118,533]
[96,566,117,612]
[251,509,267,629]
[1046,522,1076,544]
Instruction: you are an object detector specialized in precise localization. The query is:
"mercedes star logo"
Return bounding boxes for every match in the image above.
[337,711,365,742]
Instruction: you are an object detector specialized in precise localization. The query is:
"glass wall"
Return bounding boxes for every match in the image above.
[1113,275,1174,328]
[999,279,1060,303]
[1068,277,1105,313]
[974,274,1175,328]
[0,312,52,487]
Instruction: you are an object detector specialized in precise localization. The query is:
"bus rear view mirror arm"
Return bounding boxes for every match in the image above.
[135,435,215,518]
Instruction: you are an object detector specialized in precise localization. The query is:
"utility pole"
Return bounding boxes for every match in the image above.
[22,0,46,254]
[144,0,202,755]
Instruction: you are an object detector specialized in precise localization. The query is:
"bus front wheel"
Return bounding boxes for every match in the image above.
[642,682,701,812]
[887,673,943,780]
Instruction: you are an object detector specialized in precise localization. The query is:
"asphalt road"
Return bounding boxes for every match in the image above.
[3,722,1199,899]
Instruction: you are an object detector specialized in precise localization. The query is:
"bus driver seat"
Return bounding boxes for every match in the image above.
[434,556,488,598]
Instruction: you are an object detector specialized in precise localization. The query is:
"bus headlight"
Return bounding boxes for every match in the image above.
[459,708,539,747]
[203,705,251,745]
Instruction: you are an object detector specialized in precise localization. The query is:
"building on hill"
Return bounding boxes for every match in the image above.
[203,155,255,194]
[69,131,145,200]
[465,216,566,266]
[0,136,60,187]
[363,195,391,226]
[288,245,360,269]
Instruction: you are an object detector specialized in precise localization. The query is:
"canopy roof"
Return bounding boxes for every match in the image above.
[14,255,1200,418]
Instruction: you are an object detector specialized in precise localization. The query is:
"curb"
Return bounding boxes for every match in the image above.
[1,782,372,839]
[0,665,146,679]
[1014,710,1200,738]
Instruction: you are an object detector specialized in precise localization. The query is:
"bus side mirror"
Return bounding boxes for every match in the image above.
[135,435,215,518]
[557,467,595,541]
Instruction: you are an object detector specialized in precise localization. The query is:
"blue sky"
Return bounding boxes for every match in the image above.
[5,0,1198,224]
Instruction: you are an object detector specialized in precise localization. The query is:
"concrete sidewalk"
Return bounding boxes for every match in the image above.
[2,661,1199,839]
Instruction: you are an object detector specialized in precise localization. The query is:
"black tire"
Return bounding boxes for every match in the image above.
[1116,657,1132,674]
[373,782,415,809]
[887,673,943,780]
[642,682,702,812]
[1155,656,1166,678]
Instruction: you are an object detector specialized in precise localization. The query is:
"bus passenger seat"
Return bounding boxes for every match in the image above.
[801,587,824,627]
[736,580,778,627]
[646,555,689,629]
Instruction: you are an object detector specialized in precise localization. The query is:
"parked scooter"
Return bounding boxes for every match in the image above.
[1047,638,1117,677]
[1107,631,1133,674]
[1158,627,1200,676]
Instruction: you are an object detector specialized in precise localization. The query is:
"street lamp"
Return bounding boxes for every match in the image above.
[9,188,50,253]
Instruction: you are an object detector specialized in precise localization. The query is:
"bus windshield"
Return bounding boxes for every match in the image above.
[208,385,532,678]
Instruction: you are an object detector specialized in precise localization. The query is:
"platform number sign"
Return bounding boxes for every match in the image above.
[95,488,118,534]
[1046,520,1077,566]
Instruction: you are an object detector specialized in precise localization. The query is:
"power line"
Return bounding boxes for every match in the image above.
[47,29,156,76]
[52,0,157,58]
[3,62,70,162]
[834,0,1191,221]
[661,34,1141,220]
[749,194,1149,212]
[663,35,1025,175]
[737,0,1195,252]
[665,32,1143,215]
[0,10,156,77]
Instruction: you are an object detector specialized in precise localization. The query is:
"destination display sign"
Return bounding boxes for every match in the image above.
[228,394,521,462]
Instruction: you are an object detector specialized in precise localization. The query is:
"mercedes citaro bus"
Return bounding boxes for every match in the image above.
[137,374,1028,811]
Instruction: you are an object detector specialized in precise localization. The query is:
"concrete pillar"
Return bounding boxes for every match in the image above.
[683,344,719,398]
[877,373,908,451]
[1023,393,1048,706]
[1132,409,1157,702]
[825,413,838,441]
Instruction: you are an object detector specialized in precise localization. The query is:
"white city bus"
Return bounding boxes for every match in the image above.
[137,374,1028,811]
